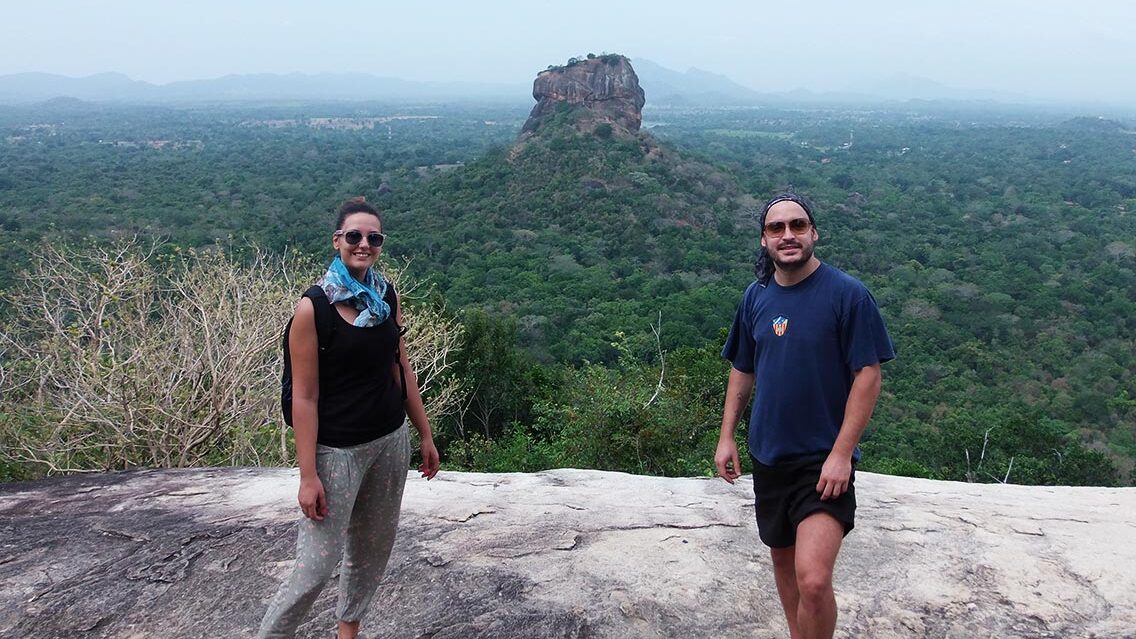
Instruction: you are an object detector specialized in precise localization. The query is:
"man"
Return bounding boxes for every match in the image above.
[715,192,894,639]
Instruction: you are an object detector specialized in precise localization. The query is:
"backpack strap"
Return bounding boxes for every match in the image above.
[303,285,336,353]
[385,280,409,402]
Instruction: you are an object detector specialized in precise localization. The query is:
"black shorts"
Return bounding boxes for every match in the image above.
[751,456,856,549]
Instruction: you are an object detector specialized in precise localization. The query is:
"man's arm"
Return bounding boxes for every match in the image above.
[715,367,755,484]
[817,363,882,500]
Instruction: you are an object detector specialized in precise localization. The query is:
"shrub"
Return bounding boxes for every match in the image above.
[0,239,464,476]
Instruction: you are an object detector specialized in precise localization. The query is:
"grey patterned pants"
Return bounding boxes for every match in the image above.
[258,424,410,638]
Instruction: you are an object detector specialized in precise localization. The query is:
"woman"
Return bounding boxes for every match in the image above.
[258,197,440,639]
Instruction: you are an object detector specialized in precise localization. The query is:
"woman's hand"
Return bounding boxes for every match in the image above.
[298,475,328,520]
[418,438,440,480]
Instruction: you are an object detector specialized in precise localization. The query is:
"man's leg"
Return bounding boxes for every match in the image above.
[770,545,802,639]
[793,512,845,639]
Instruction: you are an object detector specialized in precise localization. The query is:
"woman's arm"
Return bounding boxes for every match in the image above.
[290,297,328,519]
[394,290,440,479]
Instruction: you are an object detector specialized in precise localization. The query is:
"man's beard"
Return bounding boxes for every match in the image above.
[772,243,814,272]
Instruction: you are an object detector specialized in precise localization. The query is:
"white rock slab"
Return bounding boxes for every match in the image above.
[0,468,1132,638]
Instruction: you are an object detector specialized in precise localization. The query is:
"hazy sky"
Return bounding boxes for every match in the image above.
[3,0,1134,104]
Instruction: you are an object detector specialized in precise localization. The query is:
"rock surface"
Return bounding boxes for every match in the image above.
[1,468,1134,638]
[521,55,646,136]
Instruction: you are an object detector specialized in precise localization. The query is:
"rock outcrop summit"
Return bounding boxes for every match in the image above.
[520,54,646,137]
[2,468,1134,638]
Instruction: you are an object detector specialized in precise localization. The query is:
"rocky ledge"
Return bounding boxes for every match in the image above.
[0,468,1133,638]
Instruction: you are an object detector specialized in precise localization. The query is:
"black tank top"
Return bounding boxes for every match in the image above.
[316,284,406,447]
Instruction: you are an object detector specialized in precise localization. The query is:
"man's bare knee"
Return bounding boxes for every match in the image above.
[770,546,795,568]
[796,566,834,601]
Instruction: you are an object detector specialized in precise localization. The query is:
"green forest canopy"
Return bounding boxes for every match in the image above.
[0,100,1132,485]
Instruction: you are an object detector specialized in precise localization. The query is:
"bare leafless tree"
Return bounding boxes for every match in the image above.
[0,240,464,475]
[384,265,465,434]
[643,310,665,409]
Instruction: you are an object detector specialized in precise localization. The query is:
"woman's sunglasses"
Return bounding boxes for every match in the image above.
[335,229,385,247]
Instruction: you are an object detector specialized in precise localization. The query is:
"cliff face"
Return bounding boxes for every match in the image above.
[1,468,1134,638]
[521,55,646,136]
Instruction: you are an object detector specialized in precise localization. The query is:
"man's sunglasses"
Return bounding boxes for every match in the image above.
[763,218,812,237]
[335,230,385,247]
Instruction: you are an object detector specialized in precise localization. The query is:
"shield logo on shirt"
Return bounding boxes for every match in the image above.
[772,315,788,337]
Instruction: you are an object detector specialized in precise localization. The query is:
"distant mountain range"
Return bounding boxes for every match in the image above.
[631,61,1034,107]
[0,63,1093,109]
[630,59,765,105]
[0,71,529,104]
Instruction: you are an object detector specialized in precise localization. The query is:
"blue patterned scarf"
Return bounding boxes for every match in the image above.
[316,256,391,327]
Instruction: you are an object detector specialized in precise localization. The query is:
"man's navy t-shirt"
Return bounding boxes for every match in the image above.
[722,263,895,465]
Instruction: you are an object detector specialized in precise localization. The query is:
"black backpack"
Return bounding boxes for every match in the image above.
[280,283,406,427]
[281,286,336,427]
